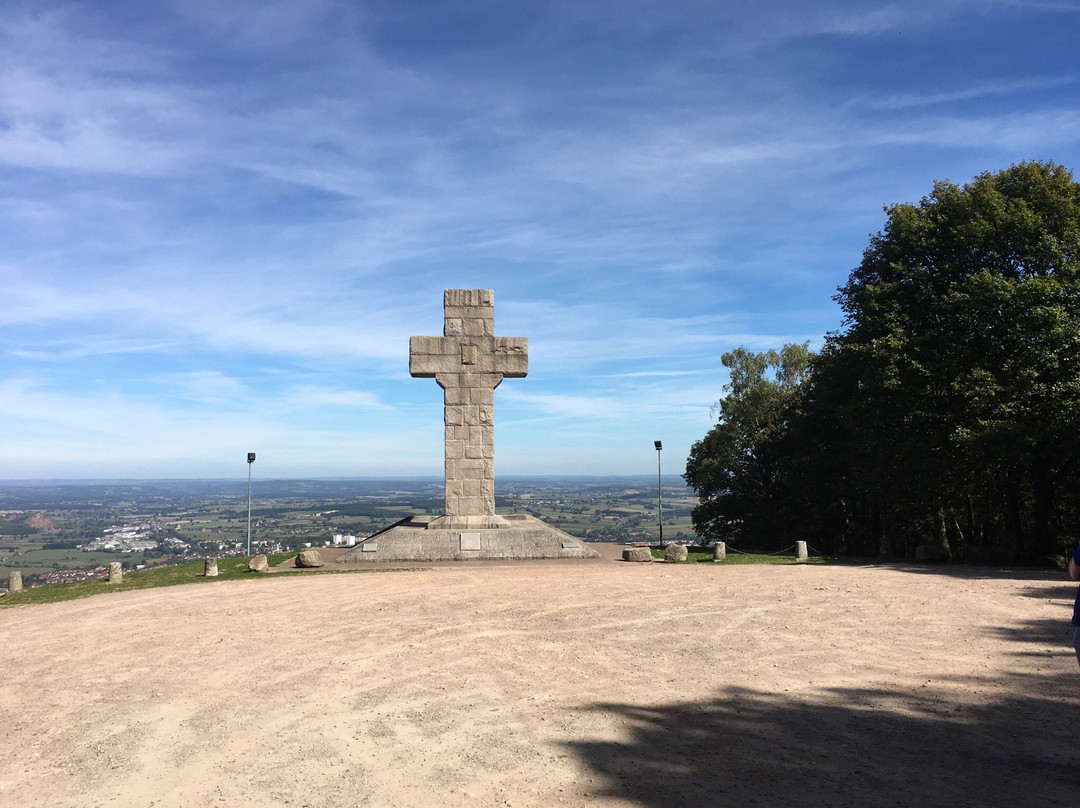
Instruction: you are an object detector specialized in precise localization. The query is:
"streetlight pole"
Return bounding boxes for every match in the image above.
[246,452,256,556]
[654,440,663,547]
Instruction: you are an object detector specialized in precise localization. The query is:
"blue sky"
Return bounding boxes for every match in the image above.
[2,1,1079,480]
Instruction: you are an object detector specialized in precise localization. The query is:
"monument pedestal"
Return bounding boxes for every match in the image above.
[336,514,599,562]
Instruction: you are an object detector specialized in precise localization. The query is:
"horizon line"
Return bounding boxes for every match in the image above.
[0,474,691,484]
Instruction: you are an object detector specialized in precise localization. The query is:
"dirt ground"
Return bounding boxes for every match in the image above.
[1,548,1077,807]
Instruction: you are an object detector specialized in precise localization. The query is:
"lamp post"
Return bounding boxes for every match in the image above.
[654,440,663,546]
[246,452,256,556]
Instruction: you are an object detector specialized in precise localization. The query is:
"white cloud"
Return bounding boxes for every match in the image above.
[861,76,1080,110]
[0,377,424,478]
[159,371,252,404]
[283,387,391,410]
[498,389,629,420]
[0,272,149,325]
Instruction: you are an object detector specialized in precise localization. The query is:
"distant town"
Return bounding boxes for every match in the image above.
[0,477,696,590]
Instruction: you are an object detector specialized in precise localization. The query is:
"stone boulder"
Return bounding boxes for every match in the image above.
[295,549,325,568]
[248,554,269,573]
[622,547,653,562]
[914,544,950,563]
[664,544,689,563]
[963,546,994,566]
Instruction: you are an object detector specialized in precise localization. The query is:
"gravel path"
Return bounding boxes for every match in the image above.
[2,553,1076,807]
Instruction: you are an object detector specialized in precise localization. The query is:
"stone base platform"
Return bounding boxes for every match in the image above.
[335,514,600,563]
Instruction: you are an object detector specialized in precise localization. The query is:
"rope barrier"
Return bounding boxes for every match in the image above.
[721,542,799,557]
[720,543,797,556]
[713,542,827,557]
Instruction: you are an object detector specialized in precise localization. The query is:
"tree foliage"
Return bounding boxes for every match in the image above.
[685,162,1080,562]
[684,343,812,543]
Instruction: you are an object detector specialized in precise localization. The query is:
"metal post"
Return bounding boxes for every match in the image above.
[246,452,256,555]
[654,440,663,546]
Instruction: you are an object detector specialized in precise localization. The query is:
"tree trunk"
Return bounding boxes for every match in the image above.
[934,508,951,555]
[873,508,892,560]
[1030,459,1055,560]
[1003,483,1022,564]
[964,493,978,547]
[952,517,965,552]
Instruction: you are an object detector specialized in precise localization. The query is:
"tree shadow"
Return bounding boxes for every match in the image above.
[847,561,1072,584]
[982,581,1078,651]
[1015,582,1078,600]
[565,682,1075,807]
[990,615,1077,652]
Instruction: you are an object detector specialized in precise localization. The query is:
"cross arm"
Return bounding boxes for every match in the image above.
[409,336,451,378]
[410,335,528,378]
[490,337,528,377]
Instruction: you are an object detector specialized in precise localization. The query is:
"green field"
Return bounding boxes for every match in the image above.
[2,548,152,575]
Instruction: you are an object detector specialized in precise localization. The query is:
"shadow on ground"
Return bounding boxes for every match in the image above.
[990,615,1078,654]
[871,561,1072,584]
[565,680,1075,808]
[981,581,1079,651]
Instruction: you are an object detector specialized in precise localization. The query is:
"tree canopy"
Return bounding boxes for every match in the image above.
[683,343,812,543]
[685,162,1080,562]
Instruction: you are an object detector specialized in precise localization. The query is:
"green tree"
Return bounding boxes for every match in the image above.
[816,161,1080,561]
[684,343,813,544]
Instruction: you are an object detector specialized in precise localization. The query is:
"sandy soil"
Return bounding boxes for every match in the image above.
[1,550,1077,807]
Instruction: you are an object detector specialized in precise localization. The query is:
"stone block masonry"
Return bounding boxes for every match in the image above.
[410,289,527,526]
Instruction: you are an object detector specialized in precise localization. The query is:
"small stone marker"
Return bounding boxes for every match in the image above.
[713,542,726,562]
[795,541,808,561]
[622,547,653,562]
[295,549,324,568]
[204,558,219,577]
[8,570,23,592]
[915,544,949,562]
[108,562,123,584]
[248,554,269,573]
[664,544,688,563]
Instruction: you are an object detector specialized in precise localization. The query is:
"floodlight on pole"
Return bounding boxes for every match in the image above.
[246,452,256,556]
[654,440,663,546]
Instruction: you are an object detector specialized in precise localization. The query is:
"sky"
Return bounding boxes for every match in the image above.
[2,0,1080,480]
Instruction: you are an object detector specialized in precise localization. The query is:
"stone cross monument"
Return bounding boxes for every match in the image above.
[336,287,596,562]
[409,289,527,528]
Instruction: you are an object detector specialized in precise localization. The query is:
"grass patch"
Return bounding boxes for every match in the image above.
[649,547,828,564]
[715,552,826,565]
[0,553,403,608]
